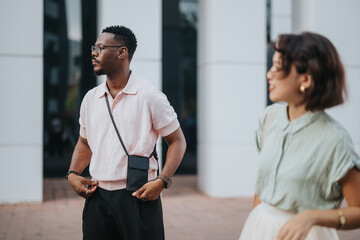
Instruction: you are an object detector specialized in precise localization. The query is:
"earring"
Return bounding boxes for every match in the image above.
[300,85,306,94]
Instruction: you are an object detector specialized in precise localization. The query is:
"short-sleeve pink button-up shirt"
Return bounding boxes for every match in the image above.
[79,72,180,190]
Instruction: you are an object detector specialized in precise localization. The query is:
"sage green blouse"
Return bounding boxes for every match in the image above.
[255,103,360,213]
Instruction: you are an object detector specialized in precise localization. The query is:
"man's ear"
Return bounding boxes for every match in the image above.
[118,47,128,59]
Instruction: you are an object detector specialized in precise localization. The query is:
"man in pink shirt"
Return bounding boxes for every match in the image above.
[66,25,186,240]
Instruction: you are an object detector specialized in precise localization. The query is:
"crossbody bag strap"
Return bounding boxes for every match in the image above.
[105,93,129,156]
[149,144,158,160]
[105,93,158,160]
[149,144,159,175]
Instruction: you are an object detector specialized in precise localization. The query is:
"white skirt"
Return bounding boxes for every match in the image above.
[239,202,339,240]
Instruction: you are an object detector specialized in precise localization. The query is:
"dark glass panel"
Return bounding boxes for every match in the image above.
[162,0,198,174]
[43,0,96,177]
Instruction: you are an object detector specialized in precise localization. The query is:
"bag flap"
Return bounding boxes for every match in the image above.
[128,155,149,170]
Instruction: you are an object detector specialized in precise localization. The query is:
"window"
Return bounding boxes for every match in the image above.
[43,0,97,176]
[162,0,198,174]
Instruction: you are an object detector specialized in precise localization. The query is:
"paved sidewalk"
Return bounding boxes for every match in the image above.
[0,175,359,240]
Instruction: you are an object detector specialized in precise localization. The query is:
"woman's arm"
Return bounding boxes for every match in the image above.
[253,193,262,209]
[315,167,360,229]
[277,167,360,240]
[307,167,360,229]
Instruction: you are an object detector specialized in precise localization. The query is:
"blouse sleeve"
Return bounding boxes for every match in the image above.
[255,104,280,152]
[255,109,266,152]
[329,131,360,185]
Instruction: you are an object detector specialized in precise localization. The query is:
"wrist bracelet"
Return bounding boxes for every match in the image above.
[66,170,79,179]
[337,209,346,229]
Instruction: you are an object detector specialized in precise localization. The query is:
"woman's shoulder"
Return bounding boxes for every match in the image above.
[317,112,353,146]
[264,103,285,113]
[260,103,286,123]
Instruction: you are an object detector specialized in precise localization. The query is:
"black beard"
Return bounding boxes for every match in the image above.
[94,69,104,76]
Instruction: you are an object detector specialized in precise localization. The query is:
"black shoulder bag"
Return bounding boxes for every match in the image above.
[105,93,158,191]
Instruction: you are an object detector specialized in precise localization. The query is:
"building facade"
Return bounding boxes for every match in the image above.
[0,0,359,203]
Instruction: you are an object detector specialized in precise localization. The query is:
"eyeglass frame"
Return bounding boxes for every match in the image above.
[91,44,125,54]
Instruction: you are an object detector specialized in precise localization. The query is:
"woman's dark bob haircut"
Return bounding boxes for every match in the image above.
[274,32,346,111]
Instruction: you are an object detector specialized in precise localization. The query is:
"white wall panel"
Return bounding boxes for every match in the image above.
[271,0,292,41]
[328,68,360,145]
[198,0,266,65]
[98,0,162,61]
[0,0,43,56]
[197,64,266,145]
[272,0,291,16]
[271,17,292,41]
[130,61,162,89]
[0,0,43,203]
[0,147,43,203]
[312,0,360,66]
[198,144,258,197]
[0,56,43,145]
[292,0,314,32]
[198,0,266,197]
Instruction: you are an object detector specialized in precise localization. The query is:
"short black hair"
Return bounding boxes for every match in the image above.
[102,25,137,60]
[274,32,346,111]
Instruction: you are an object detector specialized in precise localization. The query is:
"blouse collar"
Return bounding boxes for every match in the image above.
[278,103,323,134]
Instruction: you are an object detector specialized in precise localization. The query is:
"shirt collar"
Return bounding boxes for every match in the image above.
[279,103,323,134]
[97,71,139,99]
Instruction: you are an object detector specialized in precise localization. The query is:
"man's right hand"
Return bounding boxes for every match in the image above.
[67,173,98,198]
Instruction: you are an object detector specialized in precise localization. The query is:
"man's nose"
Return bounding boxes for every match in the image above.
[91,49,98,57]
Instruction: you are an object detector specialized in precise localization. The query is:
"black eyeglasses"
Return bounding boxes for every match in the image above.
[91,44,124,54]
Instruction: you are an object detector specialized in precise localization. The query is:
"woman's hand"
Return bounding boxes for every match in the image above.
[277,210,316,240]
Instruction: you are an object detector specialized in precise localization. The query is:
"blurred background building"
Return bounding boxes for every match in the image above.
[0,0,359,203]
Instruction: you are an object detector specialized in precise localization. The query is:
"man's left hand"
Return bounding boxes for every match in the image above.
[132,178,164,201]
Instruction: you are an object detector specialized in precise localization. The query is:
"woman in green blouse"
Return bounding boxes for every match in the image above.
[239,32,360,240]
